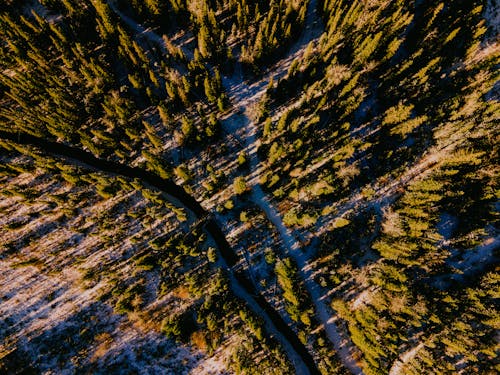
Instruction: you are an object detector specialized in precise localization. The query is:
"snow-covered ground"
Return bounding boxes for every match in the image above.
[389,342,425,375]
[0,168,215,374]
[442,234,500,284]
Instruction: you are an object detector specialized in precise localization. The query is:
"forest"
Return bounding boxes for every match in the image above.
[0,0,498,374]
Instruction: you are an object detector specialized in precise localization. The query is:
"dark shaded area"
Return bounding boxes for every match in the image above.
[0,302,113,374]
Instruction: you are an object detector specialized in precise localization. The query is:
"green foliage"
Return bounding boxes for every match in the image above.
[161,311,195,342]
[274,257,312,324]
[174,164,191,183]
[237,151,248,166]
[264,248,276,265]
[223,199,234,210]
[207,247,217,263]
[233,176,247,195]
[115,282,145,314]
[283,208,318,228]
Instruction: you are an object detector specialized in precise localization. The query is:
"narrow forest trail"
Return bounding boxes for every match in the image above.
[221,0,323,105]
[107,1,166,50]
[220,1,364,374]
[94,2,325,373]
[106,0,363,372]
